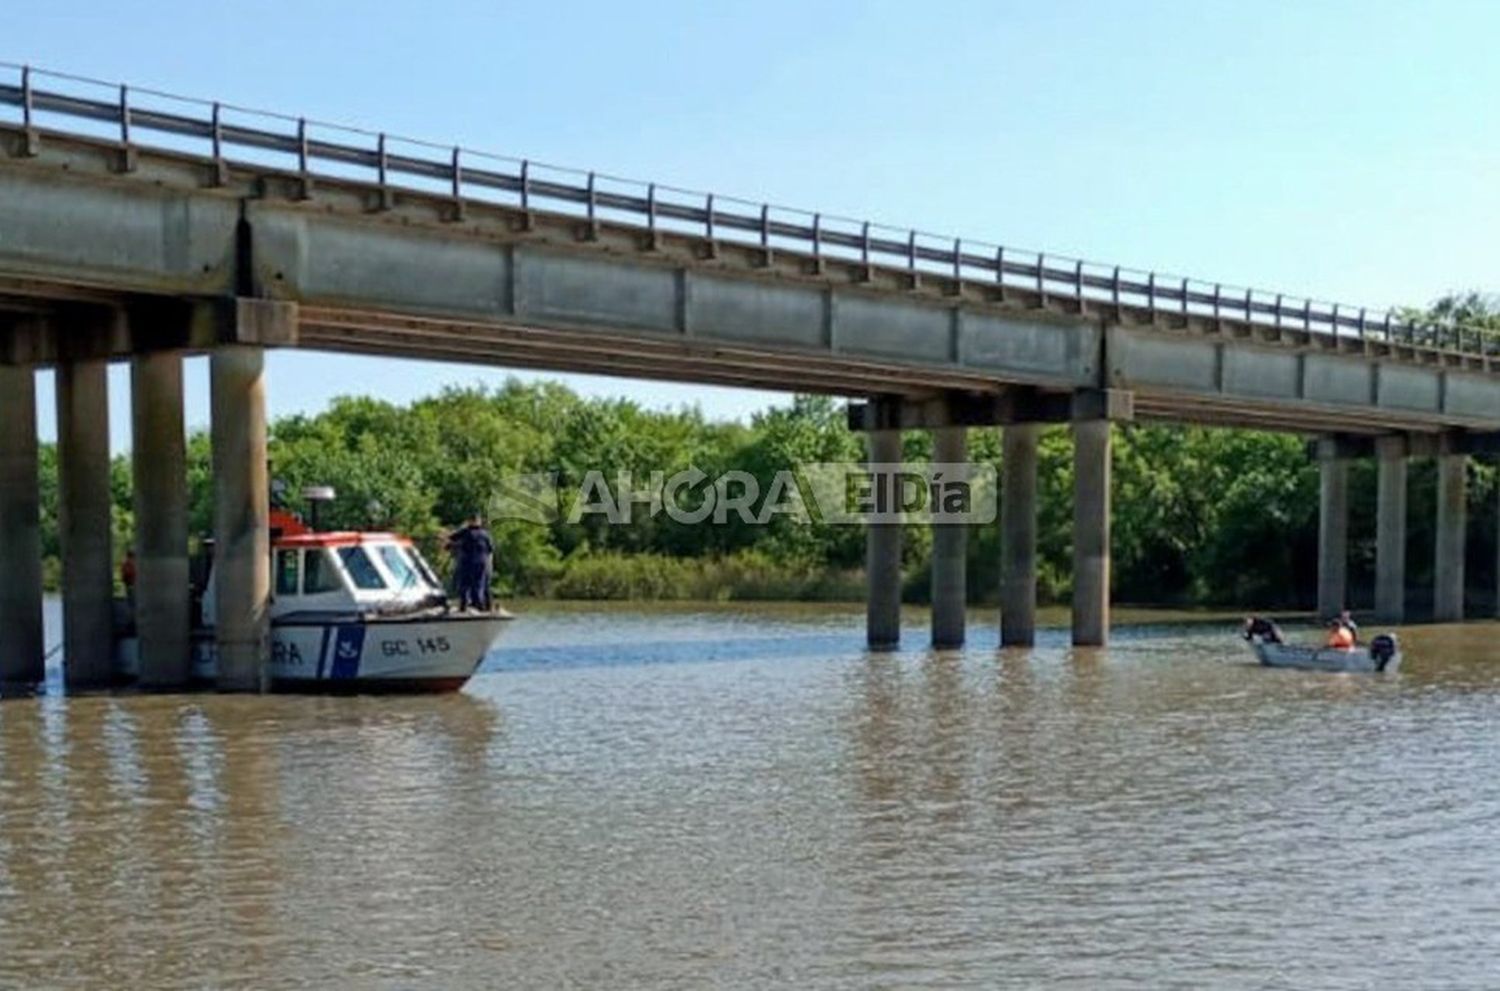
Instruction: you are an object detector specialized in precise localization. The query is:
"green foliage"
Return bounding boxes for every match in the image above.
[28,377,1463,608]
[551,550,863,602]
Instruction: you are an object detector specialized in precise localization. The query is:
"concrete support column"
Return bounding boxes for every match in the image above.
[865,419,903,651]
[0,366,44,689]
[930,426,967,648]
[132,350,190,688]
[56,360,115,689]
[210,346,270,691]
[1374,436,1407,624]
[1000,423,1039,647]
[1434,452,1467,623]
[1317,455,1349,621]
[1072,419,1111,646]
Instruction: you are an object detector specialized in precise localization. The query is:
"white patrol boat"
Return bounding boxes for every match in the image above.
[117,499,511,693]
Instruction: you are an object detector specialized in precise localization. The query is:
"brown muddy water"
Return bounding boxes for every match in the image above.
[5,600,1500,989]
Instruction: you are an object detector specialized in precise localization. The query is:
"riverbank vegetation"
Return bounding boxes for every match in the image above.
[38,294,1499,610]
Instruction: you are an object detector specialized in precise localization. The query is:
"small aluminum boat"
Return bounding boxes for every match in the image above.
[1249,640,1400,673]
[1242,619,1400,673]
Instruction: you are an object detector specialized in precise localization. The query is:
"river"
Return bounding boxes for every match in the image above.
[4,600,1500,988]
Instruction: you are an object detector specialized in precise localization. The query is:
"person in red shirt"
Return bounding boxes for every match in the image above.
[121,549,138,605]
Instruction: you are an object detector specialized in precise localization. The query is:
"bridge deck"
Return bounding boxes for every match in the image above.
[0,65,1496,436]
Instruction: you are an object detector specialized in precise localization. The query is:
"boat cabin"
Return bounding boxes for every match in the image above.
[201,510,448,626]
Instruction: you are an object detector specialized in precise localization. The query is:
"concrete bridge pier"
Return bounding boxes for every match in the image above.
[930,425,967,649]
[1374,435,1408,624]
[0,363,44,689]
[210,345,271,691]
[131,349,191,688]
[863,401,903,651]
[57,359,116,689]
[1315,440,1350,621]
[1433,446,1467,622]
[1000,423,1039,647]
[1071,418,1111,647]
[852,388,1129,650]
[1071,390,1129,647]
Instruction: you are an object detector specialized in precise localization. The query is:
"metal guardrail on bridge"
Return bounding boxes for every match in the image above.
[1,62,1496,360]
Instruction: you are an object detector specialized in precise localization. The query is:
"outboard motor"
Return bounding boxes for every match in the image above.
[1370,634,1398,672]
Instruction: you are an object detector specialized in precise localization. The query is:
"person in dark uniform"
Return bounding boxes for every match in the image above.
[1242,616,1284,644]
[448,514,495,612]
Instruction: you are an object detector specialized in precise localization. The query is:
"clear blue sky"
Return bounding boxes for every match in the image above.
[9,0,1498,448]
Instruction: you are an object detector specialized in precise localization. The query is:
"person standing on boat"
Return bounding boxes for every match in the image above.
[449,515,495,612]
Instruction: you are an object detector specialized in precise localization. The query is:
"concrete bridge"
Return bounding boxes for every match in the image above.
[1,65,1497,691]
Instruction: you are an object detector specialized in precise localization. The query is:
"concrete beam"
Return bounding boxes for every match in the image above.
[131,349,191,688]
[848,392,996,432]
[1309,432,1500,462]
[210,298,299,348]
[1000,423,1039,647]
[210,345,270,691]
[1374,435,1407,624]
[0,365,44,689]
[1317,456,1349,621]
[848,387,1133,432]
[865,404,902,651]
[1434,452,1467,622]
[930,425,967,648]
[56,359,115,688]
[1309,434,1374,461]
[1069,388,1135,423]
[1072,418,1111,646]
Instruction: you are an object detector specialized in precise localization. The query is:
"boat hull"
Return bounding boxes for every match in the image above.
[118,612,511,692]
[1250,641,1400,673]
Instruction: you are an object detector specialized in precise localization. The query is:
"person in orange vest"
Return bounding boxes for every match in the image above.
[1338,609,1360,645]
[1326,618,1355,650]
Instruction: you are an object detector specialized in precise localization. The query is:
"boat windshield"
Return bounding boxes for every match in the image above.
[304,548,344,594]
[405,547,443,590]
[375,543,422,591]
[337,546,387,590]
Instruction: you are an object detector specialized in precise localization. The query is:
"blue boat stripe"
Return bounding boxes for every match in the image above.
[315,625,333,680]
[330,625,365,679]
